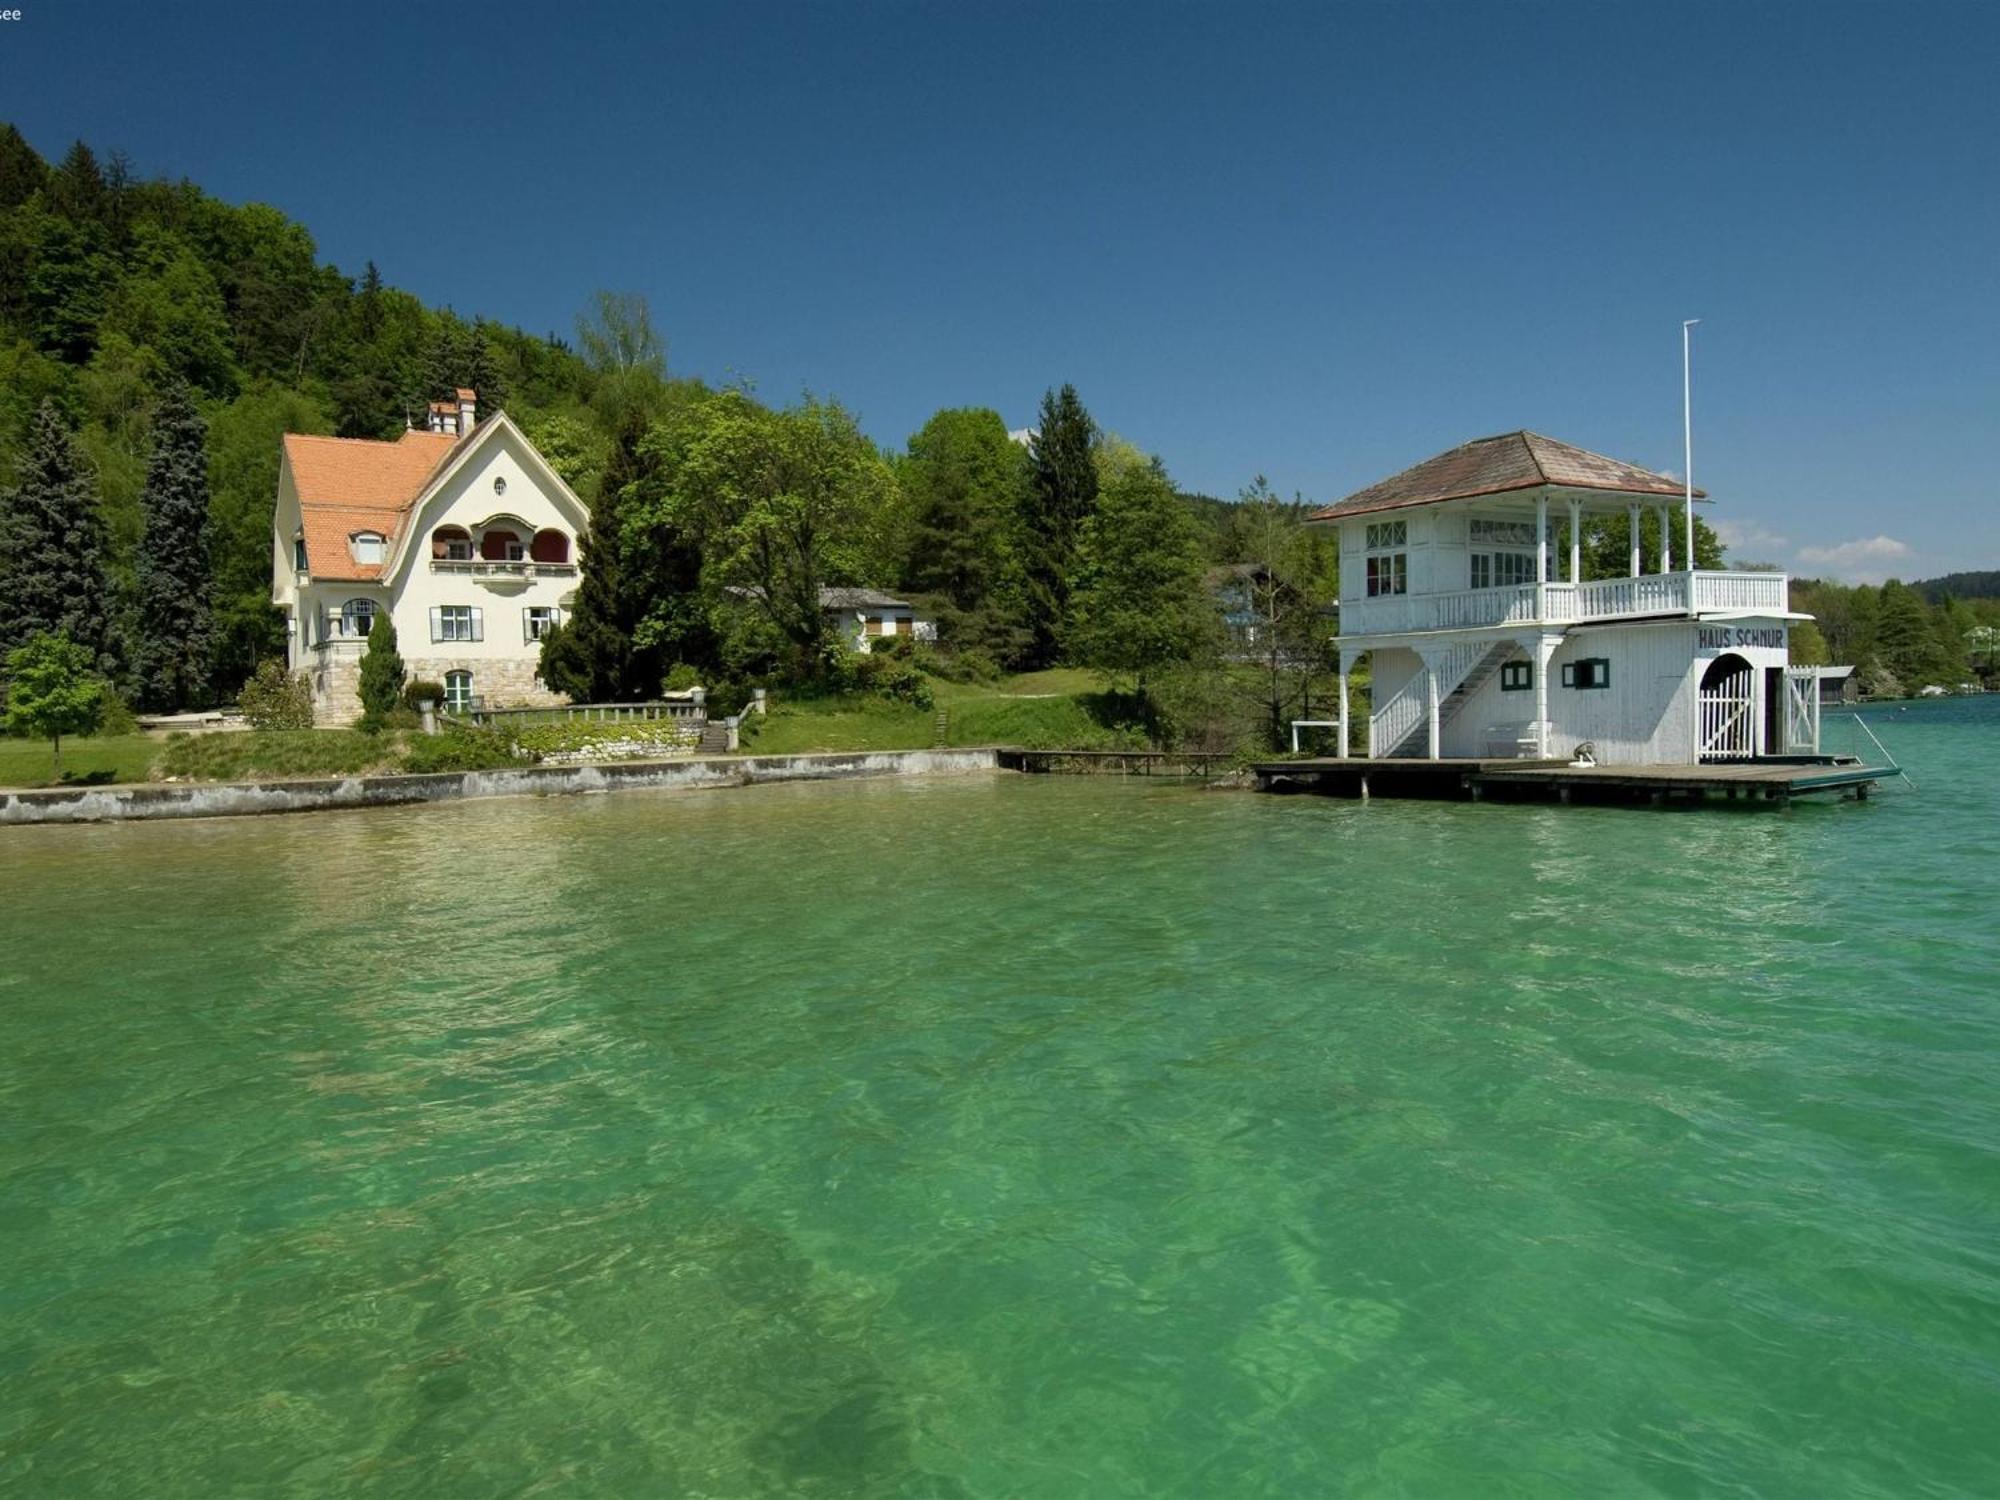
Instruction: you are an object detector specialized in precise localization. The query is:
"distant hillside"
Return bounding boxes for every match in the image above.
[1912,571,2000,603]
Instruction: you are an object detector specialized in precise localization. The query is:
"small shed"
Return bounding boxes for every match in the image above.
[1818,665,1858,705]
[820,588,936,653]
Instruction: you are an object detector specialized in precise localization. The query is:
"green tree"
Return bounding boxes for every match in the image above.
[3,631,105,778]
[649,393,896,674]
[896,407,1030,660]
[1787,619,1831,667]
[355,611,406,726]
[0,401,116,672]
[0,123,50,212]
[130,384,216,710]
[1875,579,1953,688]
[1069,454,1217,693]
[538,410,660,701]
[1021,384,1099,667]
[1227,476,1340,749]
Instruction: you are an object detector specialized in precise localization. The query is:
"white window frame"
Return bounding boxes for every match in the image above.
[337,598,378,639]
[443,671,474,712]
[350,531,386,565]
[1363,518,1408,598]
[523,606,561,643]
[431,605,483,643]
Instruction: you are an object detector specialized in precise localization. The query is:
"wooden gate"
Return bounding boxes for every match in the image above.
[1782,667,1821,753]
[1699,657,1756,760]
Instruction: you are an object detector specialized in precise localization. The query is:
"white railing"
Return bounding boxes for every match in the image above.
[430,559,577,578]
[1692,571,1787,614]
[1699,665,1756,759]
[1368,639,1489,757]
[1342,570,1787,637]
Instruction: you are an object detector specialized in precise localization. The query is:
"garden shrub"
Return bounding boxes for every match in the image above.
[238,660,314,730]
[399,725,529,774]
[402,679,446,711]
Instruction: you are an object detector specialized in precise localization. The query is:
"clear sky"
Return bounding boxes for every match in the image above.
[4,1,1996,580]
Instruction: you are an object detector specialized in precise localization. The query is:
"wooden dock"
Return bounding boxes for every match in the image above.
[1249,755,1887,806]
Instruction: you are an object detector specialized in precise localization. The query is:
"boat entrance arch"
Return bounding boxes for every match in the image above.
[1699,652,1756,760]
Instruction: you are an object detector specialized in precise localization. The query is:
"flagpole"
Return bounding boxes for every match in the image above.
[1683,319,1700,578]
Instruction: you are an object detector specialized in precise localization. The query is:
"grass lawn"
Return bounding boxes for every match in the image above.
[0,734,160,790]
[740,670,1151,756]
[154,729,401,781]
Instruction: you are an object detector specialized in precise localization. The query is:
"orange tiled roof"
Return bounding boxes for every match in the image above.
[285,428,462,581]
[1309,431,1703,521]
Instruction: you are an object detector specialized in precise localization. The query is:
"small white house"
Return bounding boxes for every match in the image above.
[820,588,935,653]
[271,391,588,721]
[1309,431,1822,765]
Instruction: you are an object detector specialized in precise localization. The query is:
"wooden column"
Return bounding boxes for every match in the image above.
[1336,648,1351,759]
[1569,498,1582,583]
[1658,505,1672,572]
[1536,494,1549,618]
[1426,656,1441,761]
[1629,505,1641,576]
[1535,632,1559,758]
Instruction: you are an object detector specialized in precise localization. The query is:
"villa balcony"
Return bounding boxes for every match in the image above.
[1338,569,1788,639]
[430,559,578,580]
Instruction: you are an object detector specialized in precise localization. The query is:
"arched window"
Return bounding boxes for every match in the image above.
[350,531,386,566]
[339,598,379,639]
[530,529,570,564]
[444,670,474,712]
[432,525,472,561]
[480,528,526,562]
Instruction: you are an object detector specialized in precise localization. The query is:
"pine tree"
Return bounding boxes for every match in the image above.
[356,612,406,726]
[130,384,216,711]
[538,411,658,700]
[1020,384,1099,668]
[0,123,50,212]
[0,401,117,674]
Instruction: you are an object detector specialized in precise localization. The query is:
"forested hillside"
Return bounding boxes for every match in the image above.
[0,124,1343,735]
[0,123,628,698]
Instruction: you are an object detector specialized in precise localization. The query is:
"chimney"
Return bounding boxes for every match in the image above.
[457,388,478,436]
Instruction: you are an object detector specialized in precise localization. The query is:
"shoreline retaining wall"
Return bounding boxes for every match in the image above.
[0,749,1002,827]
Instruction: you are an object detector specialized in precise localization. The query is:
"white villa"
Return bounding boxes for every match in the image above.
[1311,431,1819,764]
[271,390,587,721]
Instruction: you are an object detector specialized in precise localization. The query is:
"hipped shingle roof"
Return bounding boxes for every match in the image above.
[1310,431,1704,521]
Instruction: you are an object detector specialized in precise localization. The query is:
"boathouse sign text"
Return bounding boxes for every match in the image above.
[1698,626,1785,652]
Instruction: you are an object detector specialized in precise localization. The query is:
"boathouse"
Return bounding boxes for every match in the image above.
[1309,432,1821,765]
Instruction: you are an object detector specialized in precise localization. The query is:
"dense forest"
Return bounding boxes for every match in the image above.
[1,123,1992,747]
[0,124,1347,743]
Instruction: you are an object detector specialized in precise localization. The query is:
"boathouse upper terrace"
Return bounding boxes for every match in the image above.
[1309,430,1788,639]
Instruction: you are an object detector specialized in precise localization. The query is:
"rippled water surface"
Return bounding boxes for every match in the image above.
[4,700,1999,1497]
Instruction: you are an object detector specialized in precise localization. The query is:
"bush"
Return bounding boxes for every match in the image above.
[403,679,445,711]
[236,660,314,730]
[356,614,405,728]
[97,687,141,736]
[399,725,530,774]
[662,662,703,692]
[853,651,934,710]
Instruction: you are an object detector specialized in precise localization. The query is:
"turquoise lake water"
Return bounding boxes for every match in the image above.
[3,698,1998,1497]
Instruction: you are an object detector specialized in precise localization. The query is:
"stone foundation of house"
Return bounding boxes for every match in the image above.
[311,654,563,724]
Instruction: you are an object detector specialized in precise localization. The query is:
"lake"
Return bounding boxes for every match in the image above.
[3,698,1998,1497]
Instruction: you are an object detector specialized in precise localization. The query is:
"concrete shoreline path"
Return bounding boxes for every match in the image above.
[0,749,1003,827]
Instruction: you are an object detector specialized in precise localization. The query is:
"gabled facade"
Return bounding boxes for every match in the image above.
[1310,431,1820,764]
[271,392,588,721]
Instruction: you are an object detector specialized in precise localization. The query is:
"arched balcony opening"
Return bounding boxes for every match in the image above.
[431,525,472,562]
[530,529,571,564]
[479,526,527,562]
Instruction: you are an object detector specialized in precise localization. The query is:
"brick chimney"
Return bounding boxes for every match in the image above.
[457,388,478,435]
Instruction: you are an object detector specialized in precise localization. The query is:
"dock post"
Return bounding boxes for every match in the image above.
[1359,774,1370,802]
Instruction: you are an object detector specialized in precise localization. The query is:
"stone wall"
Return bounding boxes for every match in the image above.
[1,749,1003,826]
[312,653,564,724]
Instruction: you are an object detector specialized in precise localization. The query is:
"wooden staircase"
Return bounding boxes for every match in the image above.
[1384,640,1517,758]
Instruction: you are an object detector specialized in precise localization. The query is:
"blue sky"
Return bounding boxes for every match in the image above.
[4,1,1996,580]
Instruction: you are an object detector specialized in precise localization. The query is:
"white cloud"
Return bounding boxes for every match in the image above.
[1794,535,1915,584]
[1712,517,1790,559]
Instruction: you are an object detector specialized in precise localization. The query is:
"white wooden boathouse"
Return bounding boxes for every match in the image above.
[1309,431,1821,765]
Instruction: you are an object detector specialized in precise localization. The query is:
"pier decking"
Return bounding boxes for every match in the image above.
[1250,756,1886,806]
